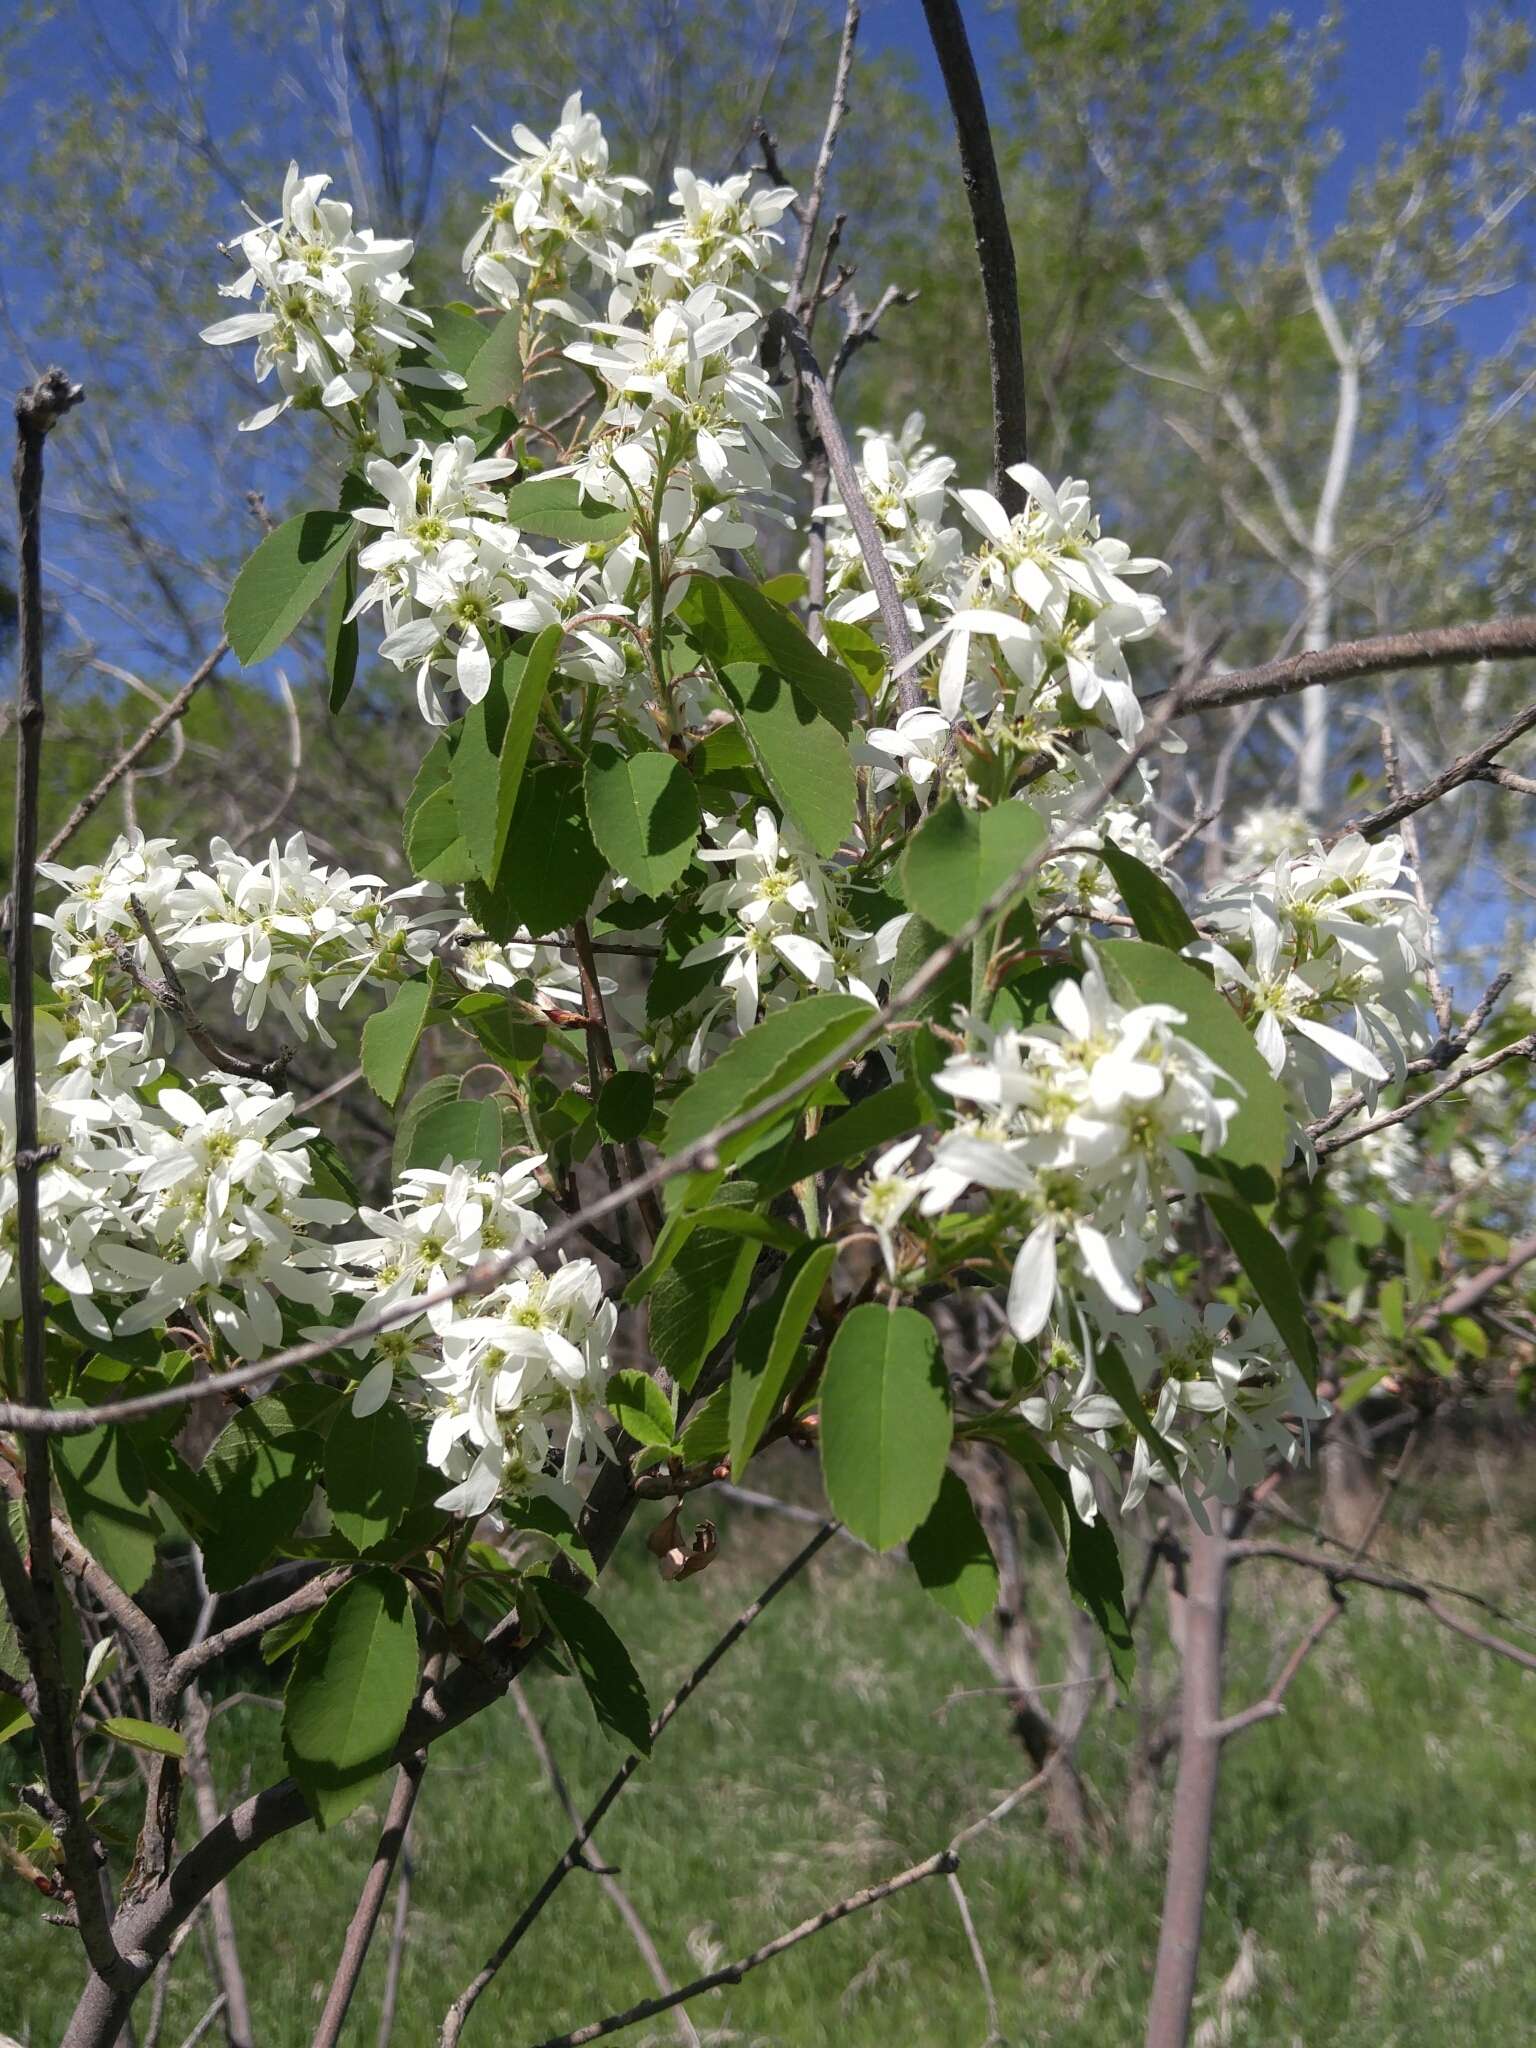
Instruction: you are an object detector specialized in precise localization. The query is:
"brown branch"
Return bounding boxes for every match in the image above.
[1227,1542,1536,1673]
[312,1746,429,2048]
[182,1689,255,2048]
[1168,614,1536,717]
[374,1819,414,2048]
[165,1570,349,1695]
[510,1682,701,2048]
[763,307,915,686]
[1144,1515,1226,2048]
[517,1850,958,2048]
[1313,1032,1536,1159]
[5,365,128,1993]
[788,0,860,321]
[1348,697,1536,840]
[1207,1586,1346,1742]
[38,639,227,864]
[121,895,294,1086]
[438,1522,837,2045]
[919,0,1028,507]
[1422,1233,1536,1326]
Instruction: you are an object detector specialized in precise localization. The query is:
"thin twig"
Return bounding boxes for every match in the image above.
[510,1683,700,2048]
[37,639,226,864]
[1347,697,1536,840]
[1313,1032,1536,1159]
[762,307,915,683]
[517,1851,958,2048]
[439,1523,837,2045]
[788,0,860,319]
[5,364,126,1990]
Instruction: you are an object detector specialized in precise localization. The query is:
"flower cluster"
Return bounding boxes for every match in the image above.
[200,163,457,449]
[685,806,908,1042]
[0,1001,343,1358]
[924,956,1237,1341]
[335,1162,613,1515]
[816,413,960,638]
[40,830,446,1045]
[1194,831,1429,1125]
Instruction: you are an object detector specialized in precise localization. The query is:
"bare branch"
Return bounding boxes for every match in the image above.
[5,364,128,1992]
[1313,1032,1536,1159]
[312,1748,429,2048]
[787,0,859,320]
[517,1850,958,2048]
[762,307,915,684]
[39,640,227,865]
[439,1523,837,2045]
[1348,697,1536,839]
[1164,614,1536,718]
[920,0,1027,507]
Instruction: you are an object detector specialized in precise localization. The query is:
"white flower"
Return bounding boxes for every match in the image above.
[858,1136,924,1279]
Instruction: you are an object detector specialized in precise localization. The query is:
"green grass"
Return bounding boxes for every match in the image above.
[6,1451,1536,2046]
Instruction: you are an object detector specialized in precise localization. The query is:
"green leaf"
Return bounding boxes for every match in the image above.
[753,1081,925,1200]
[462,309,522,410]
[730,1242,838,1478]
[324,547,359,714]
[606,1369,676,1449]
[261,1608,322,1666]
[307,1131,362,1209]
[822,617,885,695]
[908,1469,999,1623]
[225,509,355,666]
[54,1414,159,1595]
[1207,1193,1320,1389]
[678,575,856,727]
[468,761,605,939]
[403,736,453,848]
[648,1220,761,1390]
[536,1581,652,1755]
[902,798,1046,939]
[0,1695,33,1746]
[324,1403,419,1554]
[1094,1346,1184,1481]
[406,782,476,884]
[200,1391,326,1591]
[501,1496,595,1580]
[97,1716,188,1761]
[284,1572,420,1829]
[451,627,561,880]
[1096,841,1199,951]
[975,1421,1134,1688]
[714,663,855,858]
[678,1385,731,1464]
[819,1304,950,1550]
[391,1074,463,1181]
[584,744,701,896]
[664,994,871,1167]
[597,1071,655,1143]
[362,976,433,1107]
[504,475,631,543]
[401,1096,503,1176]
[1100,939,1287,1200]
[1379,1275,1406,1342]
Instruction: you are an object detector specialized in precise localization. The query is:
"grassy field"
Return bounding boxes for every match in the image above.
[6,1442,1535,2047]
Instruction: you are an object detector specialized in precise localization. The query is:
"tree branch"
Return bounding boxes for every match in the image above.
[438,1522,837,2045]
[920,0,1027,507]
[517,1850,958,2048]
[1164,614,1536,717]
[38,639,227,865]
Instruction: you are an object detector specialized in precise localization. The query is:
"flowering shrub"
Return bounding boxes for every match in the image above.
[10,91,1509,2005]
